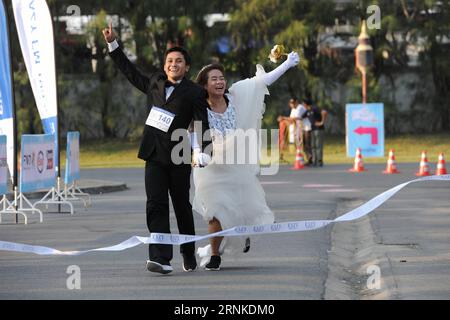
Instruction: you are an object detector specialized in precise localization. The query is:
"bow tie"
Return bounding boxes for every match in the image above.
[165,81,179,88]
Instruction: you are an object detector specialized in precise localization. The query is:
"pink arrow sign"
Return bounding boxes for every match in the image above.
[354,126,378,144]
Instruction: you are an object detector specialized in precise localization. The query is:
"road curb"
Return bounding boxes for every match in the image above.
[324,199,399,300]
[4,180,128,200]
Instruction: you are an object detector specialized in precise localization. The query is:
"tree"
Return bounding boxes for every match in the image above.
[365,0,450,131]
[411,0,450,131]
[50,1,234,139]
[227,0,340,128]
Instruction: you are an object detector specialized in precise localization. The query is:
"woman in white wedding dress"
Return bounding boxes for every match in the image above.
[191,52,300,270]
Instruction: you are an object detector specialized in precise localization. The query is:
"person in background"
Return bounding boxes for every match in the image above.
[277,97,302,157]
[302,98,327,167]
[298,100,312,166]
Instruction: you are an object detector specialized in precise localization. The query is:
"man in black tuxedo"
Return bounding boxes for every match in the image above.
[102,22,210,274]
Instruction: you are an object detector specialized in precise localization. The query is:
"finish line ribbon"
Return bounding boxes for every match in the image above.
[1,174,449,256]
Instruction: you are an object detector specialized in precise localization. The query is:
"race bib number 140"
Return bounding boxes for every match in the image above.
[145,106,175,132]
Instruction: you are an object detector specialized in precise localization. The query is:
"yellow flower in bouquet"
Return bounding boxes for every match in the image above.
[268,45,288,63]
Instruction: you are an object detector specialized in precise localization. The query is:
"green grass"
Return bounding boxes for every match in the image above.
[63,139,144,169]
[69,133,450,169]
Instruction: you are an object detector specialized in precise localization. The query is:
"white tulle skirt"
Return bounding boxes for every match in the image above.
[193,163,274,266]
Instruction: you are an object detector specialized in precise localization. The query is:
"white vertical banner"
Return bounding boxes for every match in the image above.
[0,135,7,195]
[64,131,80,185]
[12,0,58,171]
[20,134,55,193]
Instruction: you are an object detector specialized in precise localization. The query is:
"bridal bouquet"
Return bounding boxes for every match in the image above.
[268,45,287,63]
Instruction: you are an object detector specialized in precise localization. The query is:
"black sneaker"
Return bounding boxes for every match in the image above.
[182,254,197,272]
[205,255,221,271]
[243,237,251,253]
[146,260,173,274]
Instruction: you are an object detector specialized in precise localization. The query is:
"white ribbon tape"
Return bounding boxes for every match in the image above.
[1,174,449,256]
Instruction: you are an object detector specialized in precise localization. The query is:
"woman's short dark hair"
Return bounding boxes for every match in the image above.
[195,64,225,87]
[164,46,191,66]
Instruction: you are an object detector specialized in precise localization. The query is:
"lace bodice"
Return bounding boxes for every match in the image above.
[207,101,237,136]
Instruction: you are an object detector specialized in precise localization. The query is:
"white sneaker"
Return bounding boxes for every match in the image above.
[146,260,173,274]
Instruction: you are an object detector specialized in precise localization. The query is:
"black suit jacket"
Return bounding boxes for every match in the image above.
[110,47,210,165]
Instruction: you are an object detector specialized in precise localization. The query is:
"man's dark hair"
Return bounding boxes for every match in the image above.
[164,46,191,66]
[302,98,313,106]
[290,97,298,103]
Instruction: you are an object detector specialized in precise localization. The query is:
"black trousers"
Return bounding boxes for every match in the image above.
[145,161,195,264]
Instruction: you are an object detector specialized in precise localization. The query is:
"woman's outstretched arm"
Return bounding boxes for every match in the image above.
[261,52,300,86]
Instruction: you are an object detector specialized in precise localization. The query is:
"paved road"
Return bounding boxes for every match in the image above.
[0,163,449,300]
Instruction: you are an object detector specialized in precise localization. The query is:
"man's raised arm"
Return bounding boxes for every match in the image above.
[102,21,150,94]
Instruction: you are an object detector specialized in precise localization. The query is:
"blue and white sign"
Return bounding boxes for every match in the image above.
[0,0,15,182]
[64,131,80,185]
[346,103,384,157]
[20,134,55,193]
[0,135,7,195]
[12,0,59,172]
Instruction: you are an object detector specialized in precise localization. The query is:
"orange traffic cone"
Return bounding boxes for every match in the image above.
[349,148,366,172]
[435,153,448,175]
[383,149,400,174]
[415,151,431,176]
[291,147,305,170]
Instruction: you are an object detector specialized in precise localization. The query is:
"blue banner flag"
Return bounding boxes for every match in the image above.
[0,135,7,195]
[0,0,15,182]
